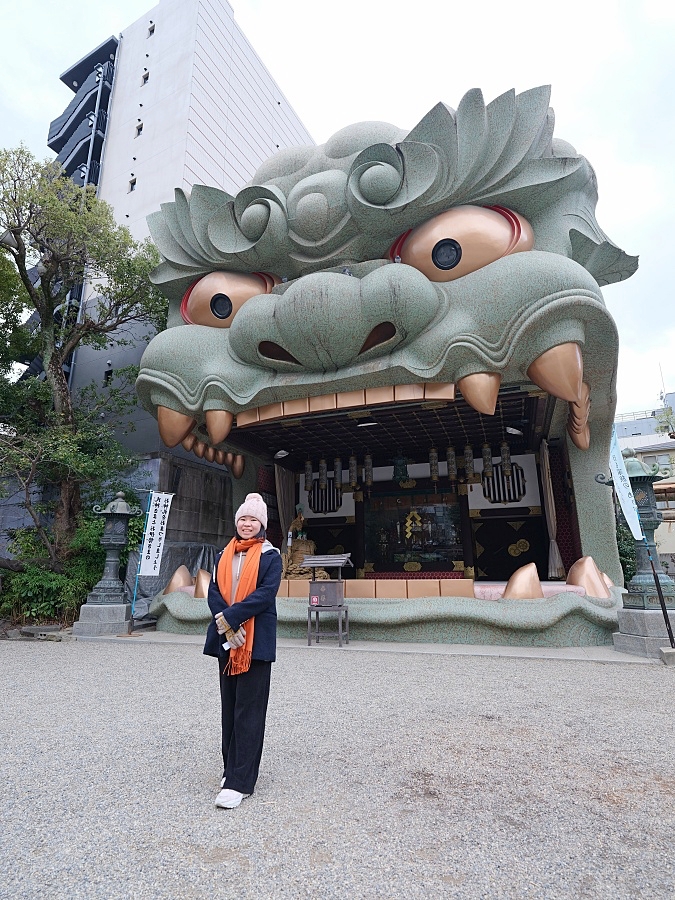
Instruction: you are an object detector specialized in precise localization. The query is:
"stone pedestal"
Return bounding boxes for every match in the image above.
[613,609,673,658]
[73,602,132,636]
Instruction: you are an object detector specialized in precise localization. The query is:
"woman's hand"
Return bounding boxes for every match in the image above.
[228,626,247,648]
[215,612,246,647]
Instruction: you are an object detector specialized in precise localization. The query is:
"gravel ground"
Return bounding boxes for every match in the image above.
[1,640,675,899]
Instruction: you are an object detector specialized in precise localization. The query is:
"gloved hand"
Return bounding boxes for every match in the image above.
[215,613,246,647]
[228,625,247,648]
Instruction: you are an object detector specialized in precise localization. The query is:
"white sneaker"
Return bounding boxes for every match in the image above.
[215,788,250,809]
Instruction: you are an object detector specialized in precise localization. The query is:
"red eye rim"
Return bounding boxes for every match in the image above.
[180,278,201,324]
[388,229,412,262]
[485,205,522,255]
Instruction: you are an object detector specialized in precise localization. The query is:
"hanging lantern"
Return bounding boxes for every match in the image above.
[482,443,493,478]
[464,443,474,478]
[349,454,358,489]
[446,446,457,481]
[333,456,342,492]
[364,453,373,487]
[304,459,313,492]
[319,457,328,490]
[429,447,439,482]
[500,440,512,479]
[393,453,410,486]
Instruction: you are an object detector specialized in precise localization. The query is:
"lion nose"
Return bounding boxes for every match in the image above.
[229,265,441,373]
[257,321,397,367]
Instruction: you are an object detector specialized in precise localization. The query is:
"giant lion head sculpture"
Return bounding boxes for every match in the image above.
[137,85,636,476]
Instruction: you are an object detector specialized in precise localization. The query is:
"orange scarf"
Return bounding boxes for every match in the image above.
[216,537,264,675]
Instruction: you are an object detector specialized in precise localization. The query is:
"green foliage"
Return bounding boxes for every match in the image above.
[655,406,675,437]
[0,145,167,567]
[0,375,139,525]
[123,508,146,569]
[616,521,637,585]
[0,146,166,363]
[0,250,35,376]
[0,505,143,624]
[0,517,102,622]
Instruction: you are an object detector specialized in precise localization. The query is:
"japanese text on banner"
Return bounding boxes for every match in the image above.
[609,427,643,541]
[139,492,174,576]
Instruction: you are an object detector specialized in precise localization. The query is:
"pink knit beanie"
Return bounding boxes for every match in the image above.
[235,492,268,530]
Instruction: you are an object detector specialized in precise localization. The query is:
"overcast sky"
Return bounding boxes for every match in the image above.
[1,0,673,414]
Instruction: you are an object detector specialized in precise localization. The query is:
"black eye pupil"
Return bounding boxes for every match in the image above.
[210,293,233,319]
[432,238,462,270]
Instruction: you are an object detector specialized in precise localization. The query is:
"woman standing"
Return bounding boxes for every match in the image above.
[204,492,282,809]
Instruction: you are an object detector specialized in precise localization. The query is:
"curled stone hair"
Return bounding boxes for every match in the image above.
[148,85,637,303]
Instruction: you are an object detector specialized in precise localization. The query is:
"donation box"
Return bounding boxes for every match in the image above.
[302,553,353,607]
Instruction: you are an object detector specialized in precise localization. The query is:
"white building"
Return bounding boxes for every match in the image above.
[50,0,313,240]
[44,0,314,552]
[49,0,313,450]
[95,0,313,240]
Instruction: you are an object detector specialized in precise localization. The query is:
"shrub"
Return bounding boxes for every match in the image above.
[1,503,141,624]
[616,521,637,585]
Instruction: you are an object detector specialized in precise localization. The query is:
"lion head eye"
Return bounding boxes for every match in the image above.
[393,205,534,283]
[180,271,279,327]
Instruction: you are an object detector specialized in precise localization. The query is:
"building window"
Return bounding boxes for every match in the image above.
[141,72,149,86]
[135,123,143,137]
[148,24,155,37]
[128,178,137,192]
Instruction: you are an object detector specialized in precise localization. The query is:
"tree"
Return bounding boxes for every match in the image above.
[0,250,35,375]
[655,405,675,439]
[0,145,166,575]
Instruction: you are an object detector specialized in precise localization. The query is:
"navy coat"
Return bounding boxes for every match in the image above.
[203,544,282,662]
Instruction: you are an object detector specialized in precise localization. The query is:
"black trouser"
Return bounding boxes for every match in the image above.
[218,656,272,795]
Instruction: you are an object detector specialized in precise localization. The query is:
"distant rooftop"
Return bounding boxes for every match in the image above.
[615,408,660,423]
[59,36,119,92]
[615,391,675,422]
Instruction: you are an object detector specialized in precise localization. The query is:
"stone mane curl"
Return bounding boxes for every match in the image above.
[148,85,637,302]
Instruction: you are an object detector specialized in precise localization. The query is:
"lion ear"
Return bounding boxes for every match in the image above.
[569,230,639,286]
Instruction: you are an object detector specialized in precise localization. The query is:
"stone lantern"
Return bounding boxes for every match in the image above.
[73,492,142,637]
[621,449,675,609]
[612,449,675,658]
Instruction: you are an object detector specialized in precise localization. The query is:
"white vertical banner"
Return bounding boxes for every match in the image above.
[609,427,643,540]
[139,492,174,576]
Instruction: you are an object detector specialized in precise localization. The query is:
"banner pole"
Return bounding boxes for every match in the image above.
[641,524,675,649]
[601,427,675,649]
[131,491,154,618]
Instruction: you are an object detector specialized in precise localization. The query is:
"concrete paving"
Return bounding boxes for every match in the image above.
[1,637,674,899]
[81,631,663,665]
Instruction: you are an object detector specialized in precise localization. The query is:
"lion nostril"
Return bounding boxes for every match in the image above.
[258,341,301,365]
[359,322,397,355]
